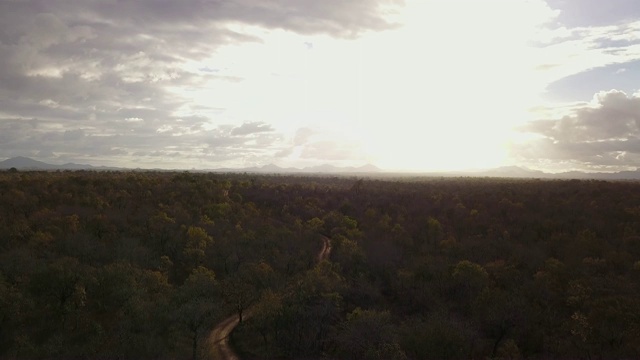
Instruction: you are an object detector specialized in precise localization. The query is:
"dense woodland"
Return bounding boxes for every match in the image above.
[1,170,640,359]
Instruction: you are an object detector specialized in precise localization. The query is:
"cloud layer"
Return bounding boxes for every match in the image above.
[0,0,399,168]
[2,0,640,172]
[515,90,640,171]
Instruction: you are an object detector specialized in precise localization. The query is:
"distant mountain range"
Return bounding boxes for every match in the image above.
[0,156,121,171]
[468,166,640,180]
[2,157,640,179]
[213,163,382,174]
[0,156,381,174]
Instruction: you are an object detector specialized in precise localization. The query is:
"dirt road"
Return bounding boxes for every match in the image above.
[205,313,241,360]
[317,236,332,262]
[206,235,331,360]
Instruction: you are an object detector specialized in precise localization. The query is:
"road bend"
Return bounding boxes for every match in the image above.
[206,235,331,360]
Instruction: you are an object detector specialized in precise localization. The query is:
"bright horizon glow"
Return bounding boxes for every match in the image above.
[168,0,558,172]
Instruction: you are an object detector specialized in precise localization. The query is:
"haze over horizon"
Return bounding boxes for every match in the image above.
[2,0,640,173]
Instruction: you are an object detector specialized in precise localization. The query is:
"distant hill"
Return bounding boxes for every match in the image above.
[483,166,546,177]
[0,156,59,170]
[0,157,119,171]
[2,157,640,179]
[386,166,640,180]
[0,157,382,174]
[209,163,382,174]
[299,163,382,173]
[465,166,640,180]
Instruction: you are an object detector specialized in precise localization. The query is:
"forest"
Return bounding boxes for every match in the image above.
[1,170,640,359]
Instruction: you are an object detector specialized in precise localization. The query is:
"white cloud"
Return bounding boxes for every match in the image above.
[514,90,640,171]
[230,122,274,136]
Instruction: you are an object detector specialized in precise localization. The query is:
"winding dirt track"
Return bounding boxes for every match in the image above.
[206,236,331,360]
[205,313,241,360]
[317,235,332,262]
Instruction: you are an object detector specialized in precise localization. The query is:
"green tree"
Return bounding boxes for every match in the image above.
[175,266,219,360]
[335,308,406,360]
[451,260,489,309]
[182,226,214,269]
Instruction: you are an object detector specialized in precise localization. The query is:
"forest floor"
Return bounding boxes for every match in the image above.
[206,236,331,360]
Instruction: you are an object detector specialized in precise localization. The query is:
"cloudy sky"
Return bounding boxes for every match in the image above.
[1,0,640,172]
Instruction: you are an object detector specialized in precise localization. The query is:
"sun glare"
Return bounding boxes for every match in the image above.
[171,0,558,171]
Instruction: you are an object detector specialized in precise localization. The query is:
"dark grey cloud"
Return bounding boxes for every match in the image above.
[0,0,399,78]
[0,0,400,166]
[0,115,286,167]
[73,0,402,37]
[515,90,640,169]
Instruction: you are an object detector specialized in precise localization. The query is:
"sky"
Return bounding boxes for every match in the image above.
[1,0,640,172]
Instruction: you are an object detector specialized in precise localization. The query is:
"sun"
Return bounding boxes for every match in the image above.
[173,0,557,172]
[347,0,556,171]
